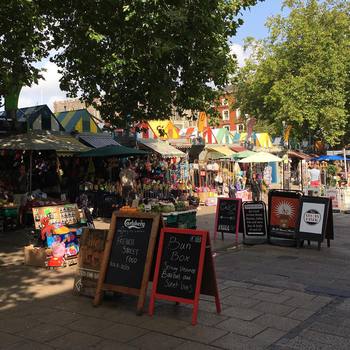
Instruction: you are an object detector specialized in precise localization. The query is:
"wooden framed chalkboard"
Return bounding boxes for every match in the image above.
[93,212,160,314]
[214,198,241,242]
[149,228,221,325]
[296,196,332,250]
[242,201,267,244]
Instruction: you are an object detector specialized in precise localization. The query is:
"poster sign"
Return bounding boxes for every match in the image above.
[242,201,267,242]
[268,190,302,241]
[296,196,331,249]
[94,212,160,314]
[73,228,108,297]
[149,228,221,325]
[214,198,241,242]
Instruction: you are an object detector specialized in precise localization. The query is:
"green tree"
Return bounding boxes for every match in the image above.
[46,0,262,128]
[235,0,350,146]
[0,1,50,127]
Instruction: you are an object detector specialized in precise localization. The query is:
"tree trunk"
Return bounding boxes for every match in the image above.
[4,85,22,132]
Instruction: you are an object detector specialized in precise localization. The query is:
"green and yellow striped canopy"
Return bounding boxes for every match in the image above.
[55,109,101,133]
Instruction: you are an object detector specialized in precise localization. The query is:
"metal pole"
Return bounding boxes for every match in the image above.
[343,148,348,182]
[29,150,33,194]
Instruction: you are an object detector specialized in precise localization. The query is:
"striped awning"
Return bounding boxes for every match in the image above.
[55,109,101,133]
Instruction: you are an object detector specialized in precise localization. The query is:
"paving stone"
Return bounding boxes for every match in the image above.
[196,310,229,326]
[301,329,350,347]
[3,340,55,350]
[222,295,261,308]
[211,332,266,350]
[281,290,315,301]
[222,281,254,289]
[96,323,149,343]
[139,316,189,334]
[222,306,263,321]
[285,296,319,308]
[16,323,69,343]
[0,331,22,349]
[252,292,291,304]
[221,286,259,298]
[250,285,284,294]
[336,298,350,311]
[308,321,350,338]
[286,307,316,321]
[253,314,301,332]
[36,310,82,326]
[95,340,138,350]
[278,336,334,350]
[98,308,146,326]
[253,301,295,316]
[253,327,285,346]
[68,316,115,334]
[174,340,223,350]
[0,315,39,334]
[197,299,228,313]
[298,300,330,312]
[174,324,228,344]
[216,317,267,337]
[128,332,185,349]
[47,331,101,349]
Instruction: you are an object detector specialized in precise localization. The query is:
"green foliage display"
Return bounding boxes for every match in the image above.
[235,0,350,146]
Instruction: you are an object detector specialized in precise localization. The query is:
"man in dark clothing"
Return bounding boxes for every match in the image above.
[250,173,261,202]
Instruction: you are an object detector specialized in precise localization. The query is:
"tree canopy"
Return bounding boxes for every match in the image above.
[45,0,261,128]
[0,1,50,112]
[235,0,350,146]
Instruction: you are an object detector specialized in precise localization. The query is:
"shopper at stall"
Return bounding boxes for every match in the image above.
[308,163,321,187]
[250,173,262,202]
[119,160,137,204]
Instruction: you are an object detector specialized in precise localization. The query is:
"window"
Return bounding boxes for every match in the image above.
[223,125,230,131]
[237,124,244,132]
[222,110,230,121]
[222,98,229,106]
[236,108,241,121]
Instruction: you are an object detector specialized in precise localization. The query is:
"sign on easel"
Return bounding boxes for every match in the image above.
[296,196,333,250]
[242,201,267,244]
[149,228,221,325]
[268,190,302,244]
[214,198,241,242]
[93,212,160,314]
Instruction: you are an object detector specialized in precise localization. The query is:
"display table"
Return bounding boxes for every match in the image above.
[162,209,197,229]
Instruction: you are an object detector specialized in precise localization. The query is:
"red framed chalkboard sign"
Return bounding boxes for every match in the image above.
[214,198,242,242]
[149,228,221,325]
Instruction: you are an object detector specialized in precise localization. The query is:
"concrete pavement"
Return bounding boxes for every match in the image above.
[0,207,350,349]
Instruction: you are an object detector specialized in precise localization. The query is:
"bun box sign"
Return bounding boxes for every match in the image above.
[149,228,221,325]
[94,212,160,314]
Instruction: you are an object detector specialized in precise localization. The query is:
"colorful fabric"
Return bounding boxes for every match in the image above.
[55,109,101,133]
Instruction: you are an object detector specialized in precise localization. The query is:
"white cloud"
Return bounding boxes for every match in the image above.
[18,61,67,110]
[230,43,252,67]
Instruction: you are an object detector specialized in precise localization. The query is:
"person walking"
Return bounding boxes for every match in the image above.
[250,173,261,202]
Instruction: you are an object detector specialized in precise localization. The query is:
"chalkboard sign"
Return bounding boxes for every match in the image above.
[104,217,153,289]
[242,201,267,237]
[94,212,160,314]
[214,198,241,242]
[296,196,332,250]
[149,228,221,325]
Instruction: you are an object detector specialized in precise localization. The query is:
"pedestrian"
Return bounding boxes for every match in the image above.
[119,160,137,205]
[250,173,261,202]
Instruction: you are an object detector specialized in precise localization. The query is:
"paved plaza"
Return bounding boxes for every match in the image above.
[0,207,350,349]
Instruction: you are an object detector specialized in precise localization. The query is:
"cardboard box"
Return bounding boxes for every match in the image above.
[24,245,48,267]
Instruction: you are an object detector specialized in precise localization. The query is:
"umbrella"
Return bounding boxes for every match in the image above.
[311,155,349,161]
[238,151,282,163]
[0,131,91,193]
[232,150,256,160]
[78,144,148,157]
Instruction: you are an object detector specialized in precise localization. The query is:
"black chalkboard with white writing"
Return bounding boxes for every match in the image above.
[215,198,240,235]
[104,216,153,289]
[156,232,202,300]
[243,201,267,237]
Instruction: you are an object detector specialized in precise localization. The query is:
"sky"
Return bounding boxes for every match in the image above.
[18,0,285,110]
